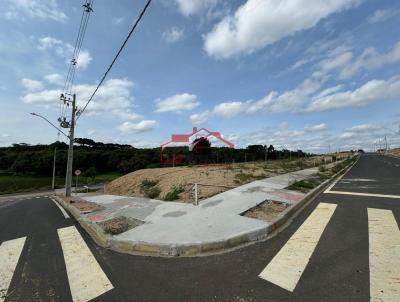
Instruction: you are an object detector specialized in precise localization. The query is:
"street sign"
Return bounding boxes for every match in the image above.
[75,169,81,176]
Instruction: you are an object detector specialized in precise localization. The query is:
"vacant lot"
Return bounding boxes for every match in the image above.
[0,172,122,195]
[388,148,400,157]
[107,154,351,203]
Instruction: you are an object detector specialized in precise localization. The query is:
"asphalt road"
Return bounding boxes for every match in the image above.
[0,153,399,302]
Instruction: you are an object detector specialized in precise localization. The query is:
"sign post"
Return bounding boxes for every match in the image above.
[74,169,81,195]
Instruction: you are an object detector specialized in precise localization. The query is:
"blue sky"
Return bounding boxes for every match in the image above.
[1,0,399,152]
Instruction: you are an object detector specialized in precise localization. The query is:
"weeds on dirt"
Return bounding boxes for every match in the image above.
[235,173,255,184]
[164,185,185,201]
[140,178,161,198]
[141,179,158,188]
[287,178,321,193]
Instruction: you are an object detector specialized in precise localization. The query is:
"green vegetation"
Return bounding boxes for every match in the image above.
[0,171,121,195]
[287,179,321,193]
[234,173,268,184]
[331,157,355,174]
[0,174,64,194]
[141,179,158,188]
[0,138,356,194]
[164,185,185,201]
[140,179,161,199]
[288,156,357,194]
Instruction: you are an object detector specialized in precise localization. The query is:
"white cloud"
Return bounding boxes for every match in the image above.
[162,27,184,43]
[190,77,322,123]
[368,9,400,24]
[4,0,68,22]
[304,123,328,132]
[247,78,322,113]
[37,36,62,51]
[203,0,360,59]
[315,51,353,76]
[306,76,400,112]
[190,111,211,125]
[112,17,125,25]
[76,49,92,70]
[21,78,140,119]
[174,0,219,16]
[213,101,248,118]
[155,93,199,113]
[21,78,44,92]
[37,36,92,70]
[344,124,382,133]
[338,124,386,148]
[21,77,157,135]
[279,122,289,130]
[118,120,157,134]
[44,73,64,86]
[339,42,400,79]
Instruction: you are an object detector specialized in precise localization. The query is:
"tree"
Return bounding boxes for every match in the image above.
[74,138,96,147]
[83,166,97,182]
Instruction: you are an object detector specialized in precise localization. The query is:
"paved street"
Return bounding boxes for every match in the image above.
[0,153,399,302]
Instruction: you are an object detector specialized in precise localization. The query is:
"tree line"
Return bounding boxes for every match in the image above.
[0,138,310,177]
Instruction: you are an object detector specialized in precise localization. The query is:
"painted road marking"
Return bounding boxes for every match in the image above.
[326,190,400,199]
[324,156,359,193]
[58,226,113,302]
[368,208,400,302]
[259,203,337,292]
[51,198,70,219]
[0,237,26,302]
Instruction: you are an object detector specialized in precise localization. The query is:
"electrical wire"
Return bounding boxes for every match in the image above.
[77,0,152,120]
[59,0,93,121]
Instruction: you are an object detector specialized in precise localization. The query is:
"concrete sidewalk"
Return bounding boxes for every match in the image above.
[60,166,329,256]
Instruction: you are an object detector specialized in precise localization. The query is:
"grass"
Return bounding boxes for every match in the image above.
[287,156,357,193]
[234,172,268,184]
[140,178,161,199]
[0,172,123,195]
[287,178,321,193]
[0,174,64,195]
[164,185,185,201]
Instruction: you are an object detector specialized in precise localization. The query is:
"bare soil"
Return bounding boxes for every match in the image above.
[388,148,400,157]
[106,155,351,203]
[243,201,289,222]
[64,196,105,213]
[98,216,143,235]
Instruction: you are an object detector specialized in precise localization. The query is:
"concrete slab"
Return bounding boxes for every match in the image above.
[75,166,326,255]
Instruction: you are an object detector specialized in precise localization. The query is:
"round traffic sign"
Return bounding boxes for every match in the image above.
[75,169,81,176]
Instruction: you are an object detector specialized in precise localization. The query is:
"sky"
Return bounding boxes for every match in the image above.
[0,0,400,153]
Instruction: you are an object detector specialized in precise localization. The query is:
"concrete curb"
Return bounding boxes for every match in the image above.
[54,157,358,257]
[53,195,111,248]
[264,156,358,238]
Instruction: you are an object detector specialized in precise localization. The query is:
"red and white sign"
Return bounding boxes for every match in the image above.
[74,169,81,176]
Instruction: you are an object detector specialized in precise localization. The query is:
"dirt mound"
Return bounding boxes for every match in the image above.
[106,156,342,203]
[106,164,272,203]
[388,148,400,157]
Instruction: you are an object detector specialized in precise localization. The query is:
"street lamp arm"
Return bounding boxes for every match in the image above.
[30,112,70,139]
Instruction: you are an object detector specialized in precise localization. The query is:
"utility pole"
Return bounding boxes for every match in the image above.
[52,132,60,190]
[65,94,77,197]
[384,135,388,152]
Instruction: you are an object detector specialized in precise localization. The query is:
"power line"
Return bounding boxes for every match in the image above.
[77,0,152,120]
[60,0,94,121]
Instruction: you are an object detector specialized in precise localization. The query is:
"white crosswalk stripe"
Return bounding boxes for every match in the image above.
[259,203,337,292]
[0,237,26,302]
[368,208,400,302]
[58,226,113,302]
